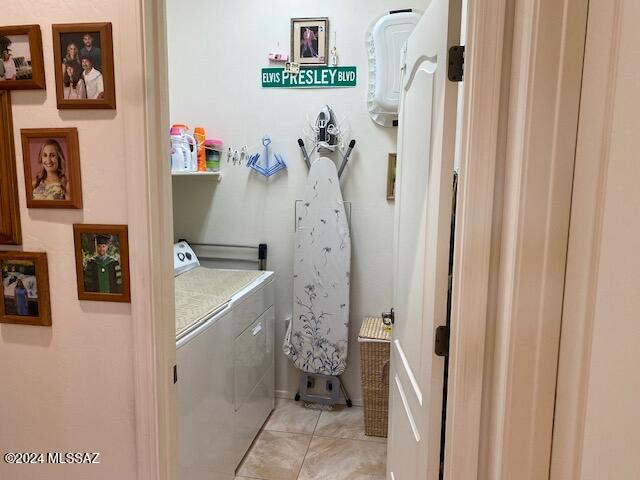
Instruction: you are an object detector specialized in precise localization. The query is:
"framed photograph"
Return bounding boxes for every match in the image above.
[291,17,329,66]
[73,224,130,302]
[0,91,21,245]
[387,153,397,200]
[0,25,46,90]
[20,128,82,209]
[52,23,116,109]
[0,251,51,326]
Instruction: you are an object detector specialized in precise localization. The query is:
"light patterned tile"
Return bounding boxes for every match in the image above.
[314,406,387,443]
[298,436,387,480]
[264,398,321,435]
[236,430,311,480]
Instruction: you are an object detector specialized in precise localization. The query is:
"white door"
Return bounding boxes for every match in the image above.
[387,0,461,478]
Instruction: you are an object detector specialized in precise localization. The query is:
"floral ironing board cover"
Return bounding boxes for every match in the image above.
[284,157,351,376]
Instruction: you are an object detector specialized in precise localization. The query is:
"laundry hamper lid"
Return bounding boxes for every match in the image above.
[358,317,392,342]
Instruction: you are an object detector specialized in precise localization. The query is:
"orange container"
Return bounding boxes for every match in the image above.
[193,127,207,172]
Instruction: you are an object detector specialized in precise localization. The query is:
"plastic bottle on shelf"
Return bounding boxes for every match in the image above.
[204,139,223,172]
[170,126,190,172]
[194,127,207,172]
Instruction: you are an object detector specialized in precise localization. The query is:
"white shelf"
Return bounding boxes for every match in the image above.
[171,171,222,178]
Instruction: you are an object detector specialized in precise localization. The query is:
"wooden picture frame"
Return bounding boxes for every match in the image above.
[52,22,116,109]
[21,128,83,209]
[0,91,21,244]
[387,153,397,200]
[0,251,51,326]
[73,224,130,302]
[291,17,329,66]
[0,25,46,90]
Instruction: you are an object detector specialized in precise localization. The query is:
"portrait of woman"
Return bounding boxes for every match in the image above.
[2,260,38,318]
[32,139,68,201]
[20,128,83,209]
[63,60,86,100]
[61,42,81,73]
[13,278,29,316]
[0,252,51,326]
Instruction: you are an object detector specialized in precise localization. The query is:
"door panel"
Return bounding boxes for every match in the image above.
[388,0,461,478]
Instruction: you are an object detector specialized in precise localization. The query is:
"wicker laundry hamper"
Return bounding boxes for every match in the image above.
[359,317,392,437]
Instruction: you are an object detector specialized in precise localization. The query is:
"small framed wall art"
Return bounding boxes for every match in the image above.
[291,17,329,66]
[73,224,130,302]
[0,251,51,326]
[0,24,46,90]
[0,91,22,245]
[52,22,116,109]
[387,153,397,200]
[20,128,83,209]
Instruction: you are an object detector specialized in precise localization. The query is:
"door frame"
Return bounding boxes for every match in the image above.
[136,0,589,479]
[443,0,507,476]
[550,1,625,477]
[133,1,176,479]
[472,0,589,478]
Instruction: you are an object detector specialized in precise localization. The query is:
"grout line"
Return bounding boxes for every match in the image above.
[312,433,388,444]
[295,415,321,480]
[263,427,316,436]
[312,407,323,435]
[295,435,315,480]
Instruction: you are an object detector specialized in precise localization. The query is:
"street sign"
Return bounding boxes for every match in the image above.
[261,66,357,89]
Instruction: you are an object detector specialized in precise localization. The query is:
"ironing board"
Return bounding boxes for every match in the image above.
[284,157,351,376]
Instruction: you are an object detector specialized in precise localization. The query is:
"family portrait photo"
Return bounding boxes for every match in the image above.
[0,25,45,90]
[52,23,115,109]
[20,128,82,209]
[291,18,328,65]
[0,251,51,326]
[73,224,130,302]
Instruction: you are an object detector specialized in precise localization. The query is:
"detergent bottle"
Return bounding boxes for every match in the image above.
[170,126,190,172]
[170,124,198,172]
[193,127,207,172]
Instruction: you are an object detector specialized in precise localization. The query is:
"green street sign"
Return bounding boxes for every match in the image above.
[261,66,357,89]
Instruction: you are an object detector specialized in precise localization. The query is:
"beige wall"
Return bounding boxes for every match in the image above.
[551,0,640,478]
[0,2,160,479]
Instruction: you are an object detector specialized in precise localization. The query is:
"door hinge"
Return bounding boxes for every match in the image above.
[173,364,178,384]
[434,325,450,357]
[447,45,465,82]
[382,308,395,326]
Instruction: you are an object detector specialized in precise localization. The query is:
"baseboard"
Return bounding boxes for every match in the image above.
[275,389,364,407]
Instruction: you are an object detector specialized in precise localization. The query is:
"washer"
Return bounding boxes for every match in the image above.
[174,241,275,480]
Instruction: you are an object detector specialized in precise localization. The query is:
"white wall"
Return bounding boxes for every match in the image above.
[0,2,160,479]
[167,0,424,401]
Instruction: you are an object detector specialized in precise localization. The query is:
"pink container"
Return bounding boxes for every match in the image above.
[204,139,223,172]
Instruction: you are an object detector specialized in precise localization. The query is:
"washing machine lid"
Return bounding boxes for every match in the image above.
[174,267,266,337]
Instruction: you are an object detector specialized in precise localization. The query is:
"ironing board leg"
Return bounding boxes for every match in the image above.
[338,376,353,408]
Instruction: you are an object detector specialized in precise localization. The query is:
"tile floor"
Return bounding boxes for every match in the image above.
[236,398,387,480]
